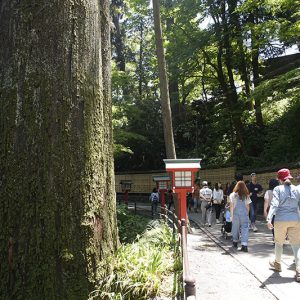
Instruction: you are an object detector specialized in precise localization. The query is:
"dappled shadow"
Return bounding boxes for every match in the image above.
[261,272,296,286]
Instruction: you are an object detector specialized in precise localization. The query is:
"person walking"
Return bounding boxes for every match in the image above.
[213,182,224,223]
[167,189,174,210]
[247,173,264,232]
[149,187,159,217]
[264,179,279,241]
[229,181,251,252]
[226,173,244,203]
[267,169,300,282]
[192,182,201,213]
[200,181,213,226]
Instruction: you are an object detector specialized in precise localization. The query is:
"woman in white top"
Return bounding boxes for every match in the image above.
[264,179,279,241]
[213,182,224,223]
[264,179,279,218]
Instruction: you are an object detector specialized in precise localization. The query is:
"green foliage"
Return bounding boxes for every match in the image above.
[116,205,151,243]
[112,0,300,171]
[89,221,182,300]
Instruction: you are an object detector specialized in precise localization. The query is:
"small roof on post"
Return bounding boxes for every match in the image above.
[164,158,202,170]
[152,175,170,182]
[120,180,132,184]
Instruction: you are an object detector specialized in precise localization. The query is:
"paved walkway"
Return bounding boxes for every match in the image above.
[187,212,300,300]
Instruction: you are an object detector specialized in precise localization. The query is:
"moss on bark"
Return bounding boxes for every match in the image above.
[0,1,118,299]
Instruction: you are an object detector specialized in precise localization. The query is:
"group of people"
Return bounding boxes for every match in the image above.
[149,168,300,282]
[194,169,300,282]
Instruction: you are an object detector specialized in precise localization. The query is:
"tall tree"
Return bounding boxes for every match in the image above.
[0,1,118,298]
[152,0,176,159]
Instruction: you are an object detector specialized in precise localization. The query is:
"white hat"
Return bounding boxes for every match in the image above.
[202,181,208,186]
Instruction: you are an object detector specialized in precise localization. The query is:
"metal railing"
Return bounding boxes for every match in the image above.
[180,219,196,299]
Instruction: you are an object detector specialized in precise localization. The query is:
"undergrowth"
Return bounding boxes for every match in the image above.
[89,207,182,300]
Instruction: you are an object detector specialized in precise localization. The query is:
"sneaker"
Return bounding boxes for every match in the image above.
[296,271,300,282]
[252,224,258,232]
[233,242,238,248]
[269,260,282,272]
[240,245,248,252]
[216,219,220,224]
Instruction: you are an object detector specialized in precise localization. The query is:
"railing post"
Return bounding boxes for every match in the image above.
[181,218,196,299]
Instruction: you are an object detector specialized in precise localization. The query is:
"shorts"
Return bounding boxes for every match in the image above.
[274,221,300,245]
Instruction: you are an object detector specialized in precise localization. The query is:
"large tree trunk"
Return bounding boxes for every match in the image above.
[152,0,176,159]
[0,1,118,299]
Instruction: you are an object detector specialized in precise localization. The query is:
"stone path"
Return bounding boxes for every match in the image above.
[187,212,300,300]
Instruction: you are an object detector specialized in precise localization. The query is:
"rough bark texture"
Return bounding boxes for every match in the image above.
[152,0,176,159]
[0,1,118,299]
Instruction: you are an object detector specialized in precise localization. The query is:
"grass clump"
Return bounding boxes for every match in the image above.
[89,217,182,300]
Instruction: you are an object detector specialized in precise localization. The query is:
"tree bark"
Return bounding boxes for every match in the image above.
[0,1,118,298]
[111,0,126,71]
[138,19,144,99]
[250,13,264,127]
[152,0,176,159]
[217,1,247,156]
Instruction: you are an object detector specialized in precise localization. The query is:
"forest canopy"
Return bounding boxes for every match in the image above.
[111,0,300,171]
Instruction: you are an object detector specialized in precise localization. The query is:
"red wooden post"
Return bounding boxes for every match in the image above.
[177,189,187,221]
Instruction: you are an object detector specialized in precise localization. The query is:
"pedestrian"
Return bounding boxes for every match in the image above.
[167,189,174,210]
[247,173,264,232]
[213,182,224,223]
[192,181,201,213]
[200,181,213,226]
[149,187,159,216]
[264,179,279,241]
[226,173,243,203]
[267,168,300,282]
[229,180,251,252]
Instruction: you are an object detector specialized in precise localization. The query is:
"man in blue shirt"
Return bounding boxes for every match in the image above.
[247,173,263,232]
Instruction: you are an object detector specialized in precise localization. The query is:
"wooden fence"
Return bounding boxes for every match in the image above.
[115,165,300,194]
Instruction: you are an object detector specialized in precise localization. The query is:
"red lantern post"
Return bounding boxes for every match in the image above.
[120,180,132,205]
[164,159,201,221]
[153,175,170,214]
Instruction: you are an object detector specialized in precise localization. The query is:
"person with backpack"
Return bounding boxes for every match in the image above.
[267,169,300,282]
[150,187,160,216]
[229,181,252,252]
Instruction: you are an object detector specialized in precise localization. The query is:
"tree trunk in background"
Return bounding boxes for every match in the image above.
[152,0,176,159]
[111,0,126,71]
[0,1,118,298]
[250,13,264,128]
[165,0,180,119]
[219,1,247,156]
[138,19,144,99]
